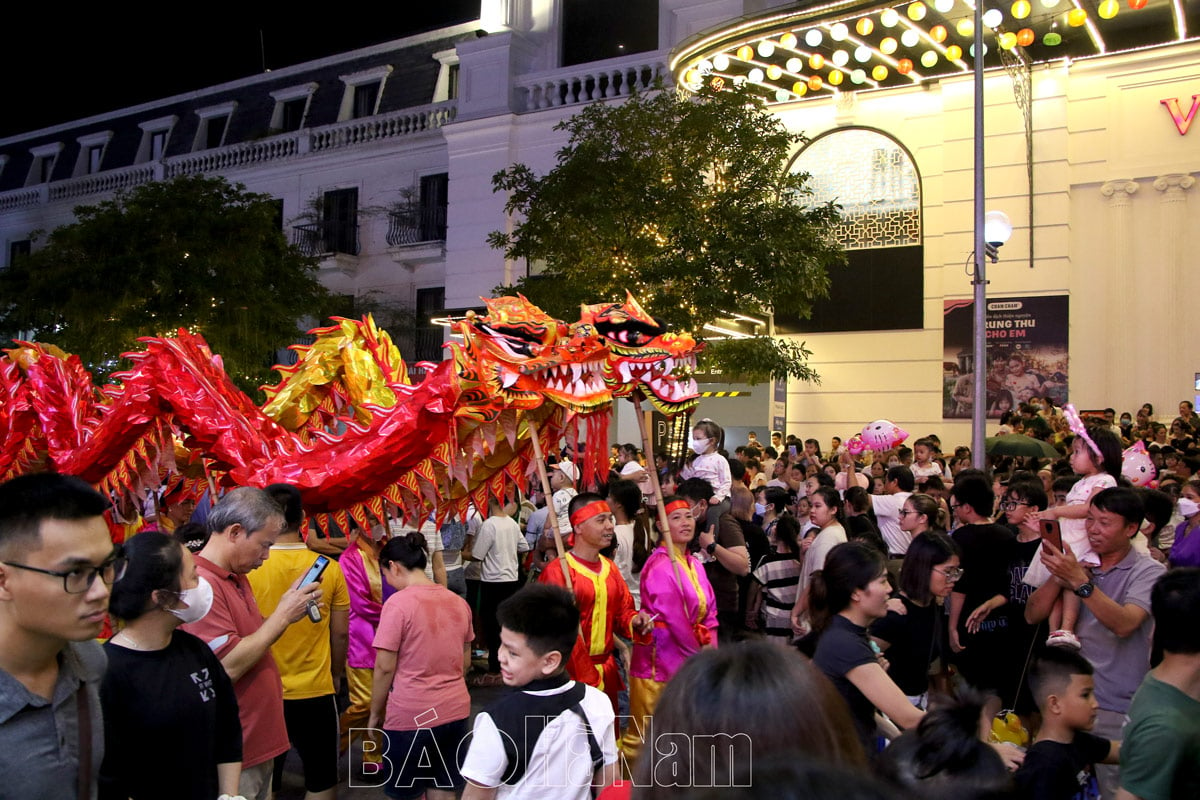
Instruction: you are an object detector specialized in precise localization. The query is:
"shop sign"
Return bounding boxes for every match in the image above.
[1161,94,1200,136]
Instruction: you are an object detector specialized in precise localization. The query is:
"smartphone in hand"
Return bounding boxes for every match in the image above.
[1040,519,1063,553]
[298,556,330,622]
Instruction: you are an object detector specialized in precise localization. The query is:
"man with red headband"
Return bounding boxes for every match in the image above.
[538,492,653,710]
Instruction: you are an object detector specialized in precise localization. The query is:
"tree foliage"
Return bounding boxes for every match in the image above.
[488,84,845,383]
[0,175,332,393]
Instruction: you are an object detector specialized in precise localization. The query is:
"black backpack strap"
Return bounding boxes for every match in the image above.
[565,701,605,775]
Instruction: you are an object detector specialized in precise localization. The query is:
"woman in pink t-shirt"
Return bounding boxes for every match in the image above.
[368,531,474,800]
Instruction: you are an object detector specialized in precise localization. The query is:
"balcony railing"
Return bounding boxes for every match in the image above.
[515,53,671,112]
[0,100,458,210]
[291,221,360,257]
[386,205,447,246]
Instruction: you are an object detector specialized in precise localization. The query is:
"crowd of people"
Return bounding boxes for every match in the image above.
[1,402,1198,799]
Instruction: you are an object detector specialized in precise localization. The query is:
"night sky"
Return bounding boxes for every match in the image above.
[0,3,482,138]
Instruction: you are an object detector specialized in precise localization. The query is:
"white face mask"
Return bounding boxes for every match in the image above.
[169,577,214,624]
[691,438,709,455]
[754,502,767,517]
[1178,498,1199,518]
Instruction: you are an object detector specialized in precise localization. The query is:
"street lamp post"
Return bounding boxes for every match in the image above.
[971,4,1015,469]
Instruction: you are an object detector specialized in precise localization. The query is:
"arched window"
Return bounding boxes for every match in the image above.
[782,127,923,332]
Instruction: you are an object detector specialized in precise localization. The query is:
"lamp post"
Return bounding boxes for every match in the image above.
[971,207,1013,469]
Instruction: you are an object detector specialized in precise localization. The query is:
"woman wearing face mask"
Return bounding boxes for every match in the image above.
[100,531,243,800]
[1169,480,1200,568]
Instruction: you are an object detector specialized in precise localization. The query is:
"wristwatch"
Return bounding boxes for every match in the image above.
[1073,581,1095,598]
[706,541,718,556]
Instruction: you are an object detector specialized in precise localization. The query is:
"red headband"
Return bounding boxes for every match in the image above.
[570,501,612,529]
[664,499,692,516]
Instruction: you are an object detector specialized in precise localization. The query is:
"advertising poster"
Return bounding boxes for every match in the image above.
[942,296,1069,419]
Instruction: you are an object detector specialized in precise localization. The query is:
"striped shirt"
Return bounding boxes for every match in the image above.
[752,551,801,640]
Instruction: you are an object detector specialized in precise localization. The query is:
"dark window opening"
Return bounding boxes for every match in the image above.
[447,64,460,100]
[561,0,658,67]
[353,82,380,119]
[205,116,228,149]
[39,157,54,183]
[8,239,31,268]
[415,287,445,363]
[280,98,306,132]
[774,246,924,334]
[322,188,359,255]
[88,145,104,174]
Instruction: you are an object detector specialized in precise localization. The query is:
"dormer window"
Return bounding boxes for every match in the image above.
[193,102,237,151]
[73,131,113,177]
[269,83,317,133]
[26,142,63,186]
[136,115,178,163]
[337,65,393,122]
[432,49,460,103]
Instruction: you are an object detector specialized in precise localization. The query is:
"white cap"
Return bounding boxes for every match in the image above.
[552,461,579,483]
[620,461,646,477]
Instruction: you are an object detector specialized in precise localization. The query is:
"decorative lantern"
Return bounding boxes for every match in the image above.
[897,58,914,74]
[909,3,928,21]
[1068,8,1087,25]
[1016,28,1036,46]
[872,64,890,81]
[857,18,875,36]
[931,24,948,42]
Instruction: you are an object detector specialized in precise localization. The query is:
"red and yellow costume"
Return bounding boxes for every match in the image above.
[538,552,642,710]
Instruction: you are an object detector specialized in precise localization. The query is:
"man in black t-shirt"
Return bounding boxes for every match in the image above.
[1015,648,1119,800]
[948,476,1016,700]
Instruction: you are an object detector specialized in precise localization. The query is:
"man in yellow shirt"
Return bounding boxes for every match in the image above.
[248,484,350,800]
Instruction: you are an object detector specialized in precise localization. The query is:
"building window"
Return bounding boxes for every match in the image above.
[280,99,306,131]
[205,116,229,149]
[73,131,113,177]
[415,287,446,362]
[136,115,178,163]
[193,102,236,152]
[323,188,359,254]
[780,127,924,333]
[26,142,63,186]
[432,49,460,103]
[795,129,921,250]
[337,66,393,122]
[7,239,31,268]
[88,145,104,173]
[352,82,380,119]
[269,83,317,133]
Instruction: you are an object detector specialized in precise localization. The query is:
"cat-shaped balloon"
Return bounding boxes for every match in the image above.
[858,420,909,452]
[1121,440,1157,488]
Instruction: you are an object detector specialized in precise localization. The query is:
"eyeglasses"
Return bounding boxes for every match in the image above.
[934,566,964,581]
[999,500,1032,511]
[897,509,921,517]
[2,550,127,594]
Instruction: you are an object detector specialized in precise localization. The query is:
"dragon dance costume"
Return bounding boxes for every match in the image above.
[618,540,718,761]
[538,552,643,712]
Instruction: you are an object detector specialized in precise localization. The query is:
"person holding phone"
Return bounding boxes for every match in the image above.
[183,487,323,800]
[249,484,350,800]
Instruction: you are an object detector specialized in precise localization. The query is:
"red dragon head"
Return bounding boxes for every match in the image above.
[579,291,703,415]
[450,295,611,418]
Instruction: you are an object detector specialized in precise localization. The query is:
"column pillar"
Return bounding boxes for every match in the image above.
[1154,174,1195,403]
[1099,179,1138,406]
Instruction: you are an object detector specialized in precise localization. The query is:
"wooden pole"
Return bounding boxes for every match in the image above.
[526,416,572,591]
[631,394,688,599]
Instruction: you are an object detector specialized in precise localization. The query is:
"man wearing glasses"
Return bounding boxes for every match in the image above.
[0,473,123,799]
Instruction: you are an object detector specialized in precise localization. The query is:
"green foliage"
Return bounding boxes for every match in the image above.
[0,175,332,394]
[489,84,845,383]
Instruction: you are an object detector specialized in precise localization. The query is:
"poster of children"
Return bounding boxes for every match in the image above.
[942,296,1069,419]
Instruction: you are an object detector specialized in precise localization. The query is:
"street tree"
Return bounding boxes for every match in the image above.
[488,84,845,384]
[0,175,331,393]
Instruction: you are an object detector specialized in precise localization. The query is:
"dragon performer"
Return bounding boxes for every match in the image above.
[0,293,701,533]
